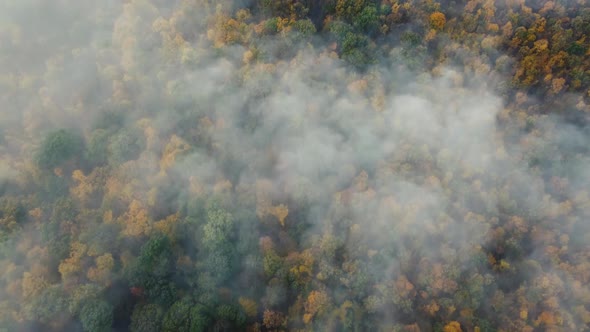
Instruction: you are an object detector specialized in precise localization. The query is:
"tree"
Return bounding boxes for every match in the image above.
[268,204,289,227]
[443,321,462,332]
[263,250,283,278]
[58,241,87,283]
[87,253,114,286]
[162,299,192,332]
[0,196,26,234]
[159,135,191,173]
[79,299,113,332]
[429,12,446,30]
[341,32,373,67]
[292,18,317,37]
[130,304,164,332]
[21,272,49,301]
[335,0,370,22]
[35,129,84,171]
[107,129,142,166]
[79,222,120,257]
[86,129,110,165]
[214,304,247,330]
[239,297,258,318]
[121,200,152,237]
[189,304,212,332]
[68,283,102,315]
[353,5,379,34]
[203,206,235,250]
[263,309,286,329]
[22,285,69,328]
[199,205,237,284]
[125,234,176,305]
[303,290,330,324]
[42,198,78,266]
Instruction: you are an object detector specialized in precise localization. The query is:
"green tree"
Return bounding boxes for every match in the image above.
[189,304,212,332]
[162,299,192,332]
[107,129,142,166]
[125,234,176,306]
[0,196,26,234]
[341,32,373,67]
[22,285,69,326]
[203,207,234,250]
[41,198,78,266]
[86,129,110,165]
[353,5,379,34]
[199,205,237,285]
[79,222,120,257]
[327,20,374,66]
[130,304,164,332]
[68,283,103,315]
[215,304,247,330]
[290,18,317,42]
[91,110,125,132]
[79,300,113,332]
[35,129,84,170]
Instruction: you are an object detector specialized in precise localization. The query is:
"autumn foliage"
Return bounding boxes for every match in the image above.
[1,0,590,331]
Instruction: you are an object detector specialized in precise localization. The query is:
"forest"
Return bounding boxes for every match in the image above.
[1,0,590,331]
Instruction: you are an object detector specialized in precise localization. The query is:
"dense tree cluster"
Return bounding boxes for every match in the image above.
[1,0,590,331]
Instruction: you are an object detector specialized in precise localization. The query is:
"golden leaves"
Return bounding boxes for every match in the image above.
[87,253,114,286]
[353,170,369,192]
[159,135,190,173]
[239,297,258,318]
[288,250,314,285]
[535,311,562,327]
[154,213,179,239]
[429,12,446,31]
[256,179,289,227]
[269,204,289,227]
[28,208,42,220]
[256,179,273,218]
[259,236,275,254]
[424,300,440,316]
[395,275,416,298]
[21,272,48,300]
[263,310,286,329]
[443,321,462,332]
[71,169,94,204]
[207,9,251,48]
[304,290,330,323]
[120,200,152,237]
[550,78,566,95]
[347,79,368,94]
[58,242,87,282]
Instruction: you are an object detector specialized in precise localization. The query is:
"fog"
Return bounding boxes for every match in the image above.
[1,0,589,331]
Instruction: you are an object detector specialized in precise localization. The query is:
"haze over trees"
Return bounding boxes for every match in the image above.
[1,0,590,331]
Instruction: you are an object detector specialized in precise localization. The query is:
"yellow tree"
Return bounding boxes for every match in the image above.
[430,12,447,30]
[159,135,191,174]
[268,204,289,227]
[239,297,258,318]
[443,321,462,332]
[288,250,314,287]
[263,309,286,330]
[71,170,93,204]
[154,213,179,240]
[21,272,48,301]
[120,200,152,237]
[58,242,88,284]
[87,253,114,286]
[256,179,289,227]
[303,290,330,324]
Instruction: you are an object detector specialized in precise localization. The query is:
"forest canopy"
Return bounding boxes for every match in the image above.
[1,0,590,331]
